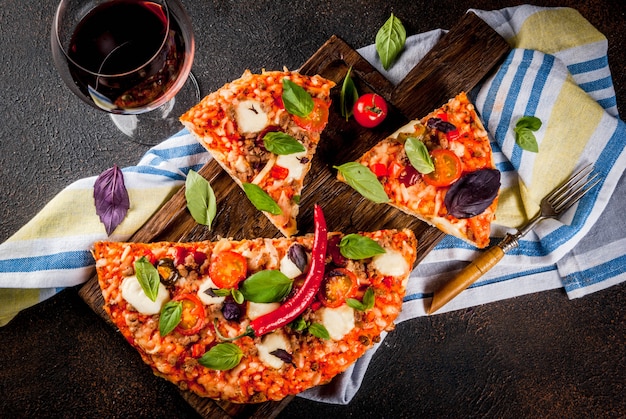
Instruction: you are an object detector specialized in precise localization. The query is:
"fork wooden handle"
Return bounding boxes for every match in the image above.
[428,245,505,314]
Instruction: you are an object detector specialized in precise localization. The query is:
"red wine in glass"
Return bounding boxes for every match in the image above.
[52,0,199,143]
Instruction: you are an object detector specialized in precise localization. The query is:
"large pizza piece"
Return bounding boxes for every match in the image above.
[180,70,335,237]
[342,92,500,248]
[93,216,416,403]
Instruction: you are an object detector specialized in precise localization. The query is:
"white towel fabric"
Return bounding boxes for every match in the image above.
[0,5,624,406]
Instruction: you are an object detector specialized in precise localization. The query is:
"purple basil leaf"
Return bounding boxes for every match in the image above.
[444,169,500,219]
[270,348,294,365]
[426,117,457,134]
[94,165,130,235]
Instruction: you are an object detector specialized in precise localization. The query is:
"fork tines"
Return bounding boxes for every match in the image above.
[550,163,601,213]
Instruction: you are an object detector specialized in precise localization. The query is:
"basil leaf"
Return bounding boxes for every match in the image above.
[159,300,182,336]
[340,67,359,120]
[282,78,314,117]
[375,13,406,70]
[335,162,390,204]
[211,288,231,297]
[198,342,243,371]
[94,164,130,236]
[135,256,160,302]
[444,169,501,218]
[514,116,541,152]
[289,317,309,332]
[308,323,330,340]
[231,289,245,305]
[339,234,386,260]
[405,137,434,174]
[346,287,375,311]
[242,183,282,215]
[239,270,293,303]
[263,131,306,155]
[185,169,217,228]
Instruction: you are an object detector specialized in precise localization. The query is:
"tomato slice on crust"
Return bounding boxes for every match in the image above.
[173,293,206,336]
[422,149,462,187]
[318,268,357,308]
[209,250,248,289]
[292,97,330,133]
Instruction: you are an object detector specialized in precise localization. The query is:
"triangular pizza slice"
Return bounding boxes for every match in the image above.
[340,92,500,248]
[180,70,335,236]
[93,221,417,403]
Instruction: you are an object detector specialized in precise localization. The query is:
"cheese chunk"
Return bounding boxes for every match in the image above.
[236,99,268,133]
[372,249,409,277]
[276,151,307,182]
[256,331,290,369]
[279,254,303,279]
[320,305,355,341]
[197,277,226,306]
[247,301,280,320]
[120,275,169,315]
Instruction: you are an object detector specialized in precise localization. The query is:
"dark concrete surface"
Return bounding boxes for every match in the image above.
[1,0,624,418]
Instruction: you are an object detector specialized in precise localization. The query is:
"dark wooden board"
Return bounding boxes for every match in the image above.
[79,12,509,419]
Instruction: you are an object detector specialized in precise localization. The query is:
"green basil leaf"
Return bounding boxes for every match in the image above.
[263,132,306,155]
[516,115,542,131]
[231,289,245,304]
[135,256,160,302]
[242,183,282,215]
[198,342,244,371]
[335,162,390,204]
[346,287,375,312]
[405,137,434,174]
[289,317,309,332]
[340,67,359,120]
[375,13,407,70]
[514,127,539,153]
[159,300,182,336]
[212,288,231,297]
[339,234,386,260]
[185,169,217,228]
[239,270,293,303]
[282,78,314,117]
[308,323,330,340]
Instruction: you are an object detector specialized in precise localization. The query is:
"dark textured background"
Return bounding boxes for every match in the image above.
[1,0,624,418]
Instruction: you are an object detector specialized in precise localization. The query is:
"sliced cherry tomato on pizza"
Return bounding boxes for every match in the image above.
[422,149,462,187]
[353,93,388,128]
[173,293,206,336]
[318,268,357,308]
[292,97,330,133]
[208,250,248,289]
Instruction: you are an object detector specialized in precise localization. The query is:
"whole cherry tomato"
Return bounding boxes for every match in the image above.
[353,93,388,128]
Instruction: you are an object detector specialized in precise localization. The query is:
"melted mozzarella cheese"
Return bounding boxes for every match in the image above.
[256,331,290,369]
[276,151,307,182]
[247,301,280,320]
[279,254,303,279]
[197,277,226,306]
[120,275,169,315]
[236,99,268,133]
[372,249,409,277]
[320,305,355,341]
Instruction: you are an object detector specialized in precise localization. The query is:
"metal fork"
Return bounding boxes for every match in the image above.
[428,163,601,314]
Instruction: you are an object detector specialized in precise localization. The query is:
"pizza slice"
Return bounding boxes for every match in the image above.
[180,70,335,237]
[339,92,500,248]
[92,209,417,403]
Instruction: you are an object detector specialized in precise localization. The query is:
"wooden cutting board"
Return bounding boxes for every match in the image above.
[79,12,509,419]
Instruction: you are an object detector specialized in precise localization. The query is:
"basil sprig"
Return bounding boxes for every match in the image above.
[339,234,386,259]
[263,131,305,155]
[198,342,244,371]
[135,256,160,302]
[282,78,314,117]
[335,162,390,204]
[514,116,541,152]
[159,300,183,336]
[340,67,359,120]
[212,288,245,304]
[375,13,406,70]
[185,169,217,228]
[239,270,293,303]
[308,323,330,340]
[405,137,434,174]
[346,287,375,312]
[242,183,282,215]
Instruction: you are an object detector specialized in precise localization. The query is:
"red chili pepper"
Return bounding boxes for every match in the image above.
[249,204,328,337]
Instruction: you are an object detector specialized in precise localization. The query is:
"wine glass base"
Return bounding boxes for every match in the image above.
[110,72,201,146]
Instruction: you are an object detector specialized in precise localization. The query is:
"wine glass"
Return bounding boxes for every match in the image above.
[51,0,200,145]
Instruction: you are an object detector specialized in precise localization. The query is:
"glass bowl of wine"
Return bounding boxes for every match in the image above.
[51,0,200,144]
